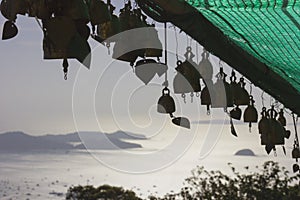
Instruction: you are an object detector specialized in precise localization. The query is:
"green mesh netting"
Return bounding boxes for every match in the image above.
[185,0,300,92]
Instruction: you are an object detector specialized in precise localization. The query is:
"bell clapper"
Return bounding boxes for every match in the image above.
[62,58,69,80]
[206,105,211,115]
[249,122,252,132]
[273,147,277,157]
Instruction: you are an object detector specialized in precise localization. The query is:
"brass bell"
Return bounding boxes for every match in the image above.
[243,95,258,130]
[200,80,214,114]
[277,109,286,126]
[212,68,233,108]
[230,106,242,120]
[157,87,175,115]
[2,20,18,40]
[134,59,158,85]
[198,49,213,80]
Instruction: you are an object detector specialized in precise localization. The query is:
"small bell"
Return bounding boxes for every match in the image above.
[293,163,299,173]
[243,95,258,131]
[234,77,249,106]
[258,107,270,145]
[230,105,242,120]
[172,117,190,129]
[157,87,176,115]
[277,109,286,126]
[134,59,158,85]
[292,146,300,161]
[198,49,213,80]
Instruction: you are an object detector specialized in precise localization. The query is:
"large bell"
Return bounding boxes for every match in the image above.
[243,95,258,130]
[157,87,175,115]
[212,68,233,108]
[198,49,213,80]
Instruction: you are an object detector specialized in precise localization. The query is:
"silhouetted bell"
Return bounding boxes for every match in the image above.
[243,95,258,130]
[258,107,269,145]
[230,106,242,120]
[134,59,157,85]
[293,163,299,173]
[89,0,110,25]
[198,49,213,80]
[277,109,286,126]
[284,129,291,139]
[267,106,285,146]
[200,80,213,114]
[157,87,175,115]
[2,20,18,40]
[233,77,249,106]
[212,68,233,108]
[292,147,300,160]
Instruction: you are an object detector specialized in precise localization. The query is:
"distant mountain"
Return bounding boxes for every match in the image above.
[0,131,145,152]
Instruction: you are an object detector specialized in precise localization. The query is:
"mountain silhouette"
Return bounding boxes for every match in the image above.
[0,131,145,152]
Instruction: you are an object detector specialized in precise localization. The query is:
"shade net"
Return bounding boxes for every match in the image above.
[185,0,300,93]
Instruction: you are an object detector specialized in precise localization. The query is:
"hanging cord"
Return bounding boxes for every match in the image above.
[196,43,199,63]
[163,22,168,88]
[293,113,299,146]
[173,26,179,61]
[261,91,265,108]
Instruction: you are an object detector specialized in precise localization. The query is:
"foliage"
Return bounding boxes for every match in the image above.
[66,161,300,200]
[66,184,142,200]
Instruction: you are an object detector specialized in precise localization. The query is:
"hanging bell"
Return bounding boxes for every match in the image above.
[267,106,285,146]
[134,59,158,85]
[243,95,258,130]
[200,80,214,114]
[198,49,213,80]
[292,146,300,160]
[157,87,176,115]
[212,68,233,108]
[2,20,18,40]
[293,163,299,173]
[230,105,242,120]
[232,76,249,106]
[277,109,286,126]
[258,107,270,145]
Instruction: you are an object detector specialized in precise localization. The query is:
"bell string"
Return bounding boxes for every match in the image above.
[190,92,194,103]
